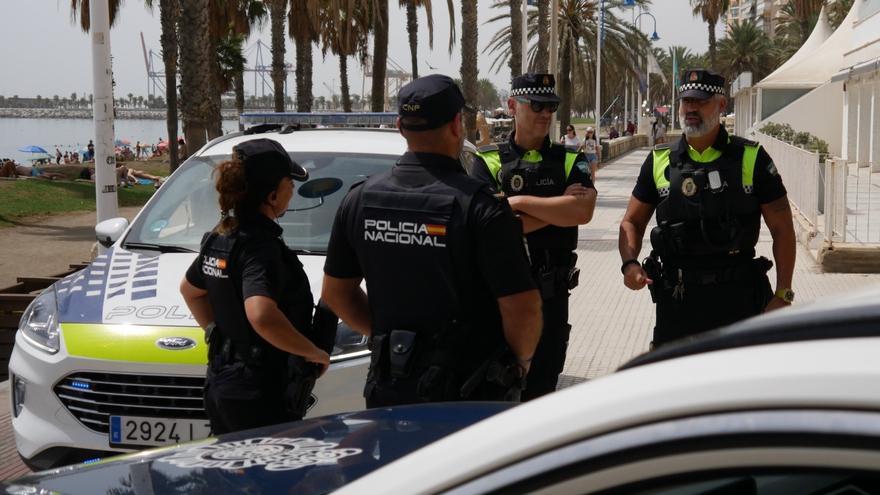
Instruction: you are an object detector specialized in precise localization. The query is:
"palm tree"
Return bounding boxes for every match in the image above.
[774,0,823,46]
[717,19,773,83]
[534,0,549,71]
[318,1,370,112]
[461,0,478,142]
[690,0,729,70]
[69,0,123,31]
[371,0,390,111]
[827,0,854,29]
[268,0,289,111]
[289,0,319,112]
[399,0,456,79]
[507,0,522,77]
[179,0,216,155]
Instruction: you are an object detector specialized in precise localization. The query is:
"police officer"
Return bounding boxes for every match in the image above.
[321,75,542,408]
[619,69,796,346]
[471,73,597,401]
[180,138,331,434]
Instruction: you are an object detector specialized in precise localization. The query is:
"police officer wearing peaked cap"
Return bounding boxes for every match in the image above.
[471,73,597,401]
[180,138,331,434]
[619,69,797,347]
[321,74,543,408]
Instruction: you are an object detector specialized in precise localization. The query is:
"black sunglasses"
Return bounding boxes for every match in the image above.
[515,97,559,114]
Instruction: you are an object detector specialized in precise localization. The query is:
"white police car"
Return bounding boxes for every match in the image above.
[8,113,406,469]
[6,285,880,494]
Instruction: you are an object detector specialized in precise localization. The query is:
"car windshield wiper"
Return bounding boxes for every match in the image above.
[122,242,196,254]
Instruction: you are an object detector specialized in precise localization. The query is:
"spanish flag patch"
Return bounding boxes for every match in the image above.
[425,224,447,236]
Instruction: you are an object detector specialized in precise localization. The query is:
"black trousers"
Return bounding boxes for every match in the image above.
[204,359,293,435]
[653,266,773,346]
[521,293,571,401]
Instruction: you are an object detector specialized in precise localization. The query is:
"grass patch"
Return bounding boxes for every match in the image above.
[570,117,596,125]
[0,180,155,228]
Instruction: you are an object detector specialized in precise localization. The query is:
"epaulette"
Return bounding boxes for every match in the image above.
[653,143,671,151]
[476,144,499,153]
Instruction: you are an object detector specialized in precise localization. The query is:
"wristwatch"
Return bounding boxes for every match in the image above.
[774,288,795,304]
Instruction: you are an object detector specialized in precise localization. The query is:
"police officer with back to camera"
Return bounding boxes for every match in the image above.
[471,73,596,401]
[321,75,543,408]
[180,138,331,434]
[618,69,796,347]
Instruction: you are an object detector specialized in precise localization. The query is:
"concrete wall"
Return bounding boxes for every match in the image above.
[603,134,648,161]
[762,80,844,156]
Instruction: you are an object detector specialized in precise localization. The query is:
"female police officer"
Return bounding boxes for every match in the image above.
[180,138,330,434]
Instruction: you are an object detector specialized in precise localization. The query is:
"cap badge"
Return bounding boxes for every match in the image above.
[510,174,524,192]
[542,75,550,86]
[689,72,699,82]
[401,103,421,112]
[681,177,698,197]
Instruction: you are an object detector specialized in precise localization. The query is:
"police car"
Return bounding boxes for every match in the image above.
[6,285,880,493]
[8,113,407,470]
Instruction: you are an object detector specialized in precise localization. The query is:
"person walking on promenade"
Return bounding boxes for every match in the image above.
[618,69,796,348]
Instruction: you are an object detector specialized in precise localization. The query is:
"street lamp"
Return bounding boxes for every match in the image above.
[635,11,660,41]
[634,11,660,133]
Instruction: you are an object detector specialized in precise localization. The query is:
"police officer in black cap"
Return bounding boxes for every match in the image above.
[180,138,331,434]
[619,69,796,347]
[472,73,596,401]
[322,74,542,408]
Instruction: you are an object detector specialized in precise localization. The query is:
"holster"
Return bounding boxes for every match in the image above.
[389,330,419,379]
[642,252,663,303]
[284,357,320,420]
[459,347,526,402]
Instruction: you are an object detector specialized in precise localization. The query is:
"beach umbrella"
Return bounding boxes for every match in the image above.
[18,145,49,154]
[115,138,132,147]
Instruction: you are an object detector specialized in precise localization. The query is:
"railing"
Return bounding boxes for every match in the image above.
[824,157,848,243]
[755,132,820,235]
[824,157,880,244]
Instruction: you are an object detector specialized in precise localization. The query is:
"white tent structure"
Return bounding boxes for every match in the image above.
[732,7,831,136]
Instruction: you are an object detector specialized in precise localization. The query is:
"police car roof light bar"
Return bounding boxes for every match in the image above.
[240,112,399,127]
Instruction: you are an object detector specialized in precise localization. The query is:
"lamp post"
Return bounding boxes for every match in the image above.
[595,0,636,146]
[633,10,659,136]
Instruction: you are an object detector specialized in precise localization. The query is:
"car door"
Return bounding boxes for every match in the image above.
[443,409,880,495]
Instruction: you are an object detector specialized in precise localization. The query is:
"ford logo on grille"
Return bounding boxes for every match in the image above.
[156,337,197,350]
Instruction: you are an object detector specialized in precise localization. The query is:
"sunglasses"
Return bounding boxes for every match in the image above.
[515,97,559,114]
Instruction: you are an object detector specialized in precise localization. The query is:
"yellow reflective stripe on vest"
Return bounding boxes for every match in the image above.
[63,323,207,365]
[564,152,578,179]
[523,150,542,162]
[652,148,672,189]
[476,150,503,187]
[742,144,759,186]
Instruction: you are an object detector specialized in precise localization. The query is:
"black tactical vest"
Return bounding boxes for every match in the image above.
[653,139,761,259]
[353,166,491,343]
[496,142,578,256]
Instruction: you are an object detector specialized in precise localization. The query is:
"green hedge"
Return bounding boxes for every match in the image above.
[759,122,829,159]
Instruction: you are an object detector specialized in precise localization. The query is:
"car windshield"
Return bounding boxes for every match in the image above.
[124,151,398,253]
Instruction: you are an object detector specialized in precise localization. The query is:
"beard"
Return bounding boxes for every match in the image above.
[680,110,716,138]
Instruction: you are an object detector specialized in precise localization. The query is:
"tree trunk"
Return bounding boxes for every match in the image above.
[509,0,522,77]
[707,20,716,70]
[371,0,389,111]
[179,0,212,157]
[535,0,549,71]
[270,0,287,112]
[340,54,352,112]
[293,36,313,111]
[235,70,245,131]
[558,37,573,135]
[406,1,419,78]
[159,0,180,172]
[461,0,478,143]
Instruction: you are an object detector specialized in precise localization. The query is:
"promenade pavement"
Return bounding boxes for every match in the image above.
[558,147,880,388]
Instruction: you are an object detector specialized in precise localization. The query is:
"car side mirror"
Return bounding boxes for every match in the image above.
[95,217,129,248]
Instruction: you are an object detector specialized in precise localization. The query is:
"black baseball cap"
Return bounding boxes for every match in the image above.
[679,69,726,100]
[398,75,474,131]
[510,73,561,103]
[234,138,309,186]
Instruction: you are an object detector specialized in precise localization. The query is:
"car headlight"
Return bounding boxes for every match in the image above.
[19,288,60,354]
[331,320,369,360]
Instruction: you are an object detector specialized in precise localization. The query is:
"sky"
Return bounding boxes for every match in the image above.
[1,0,723,100]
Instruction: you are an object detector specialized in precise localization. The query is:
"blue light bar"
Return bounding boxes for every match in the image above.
[71,380,91,390]
[240,112,398,127]
[82,457,102,464]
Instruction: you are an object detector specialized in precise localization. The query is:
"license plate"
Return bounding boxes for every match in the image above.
[110,415,211,447]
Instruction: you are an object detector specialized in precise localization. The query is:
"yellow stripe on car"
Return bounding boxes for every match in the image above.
[62,324,207,364]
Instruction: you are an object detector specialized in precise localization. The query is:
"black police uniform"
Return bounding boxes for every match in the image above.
[632,125,787,345]
[470,74,595,401]
[325,151,536,407]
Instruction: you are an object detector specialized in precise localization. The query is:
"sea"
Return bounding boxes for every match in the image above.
[0,117,239,164]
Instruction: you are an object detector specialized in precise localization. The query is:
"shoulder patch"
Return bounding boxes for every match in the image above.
[477,144,499,153]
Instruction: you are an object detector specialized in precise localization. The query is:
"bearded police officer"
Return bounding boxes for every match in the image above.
[619,69,796,347]
[322,75,543,408]
[471,73,597,401]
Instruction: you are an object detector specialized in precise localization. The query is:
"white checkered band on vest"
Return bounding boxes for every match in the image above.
[511,87,556,97]
[679,82,725,95]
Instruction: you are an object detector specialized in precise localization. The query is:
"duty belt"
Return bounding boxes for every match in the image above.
[664,257,770,286]
[210,332,283,368]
